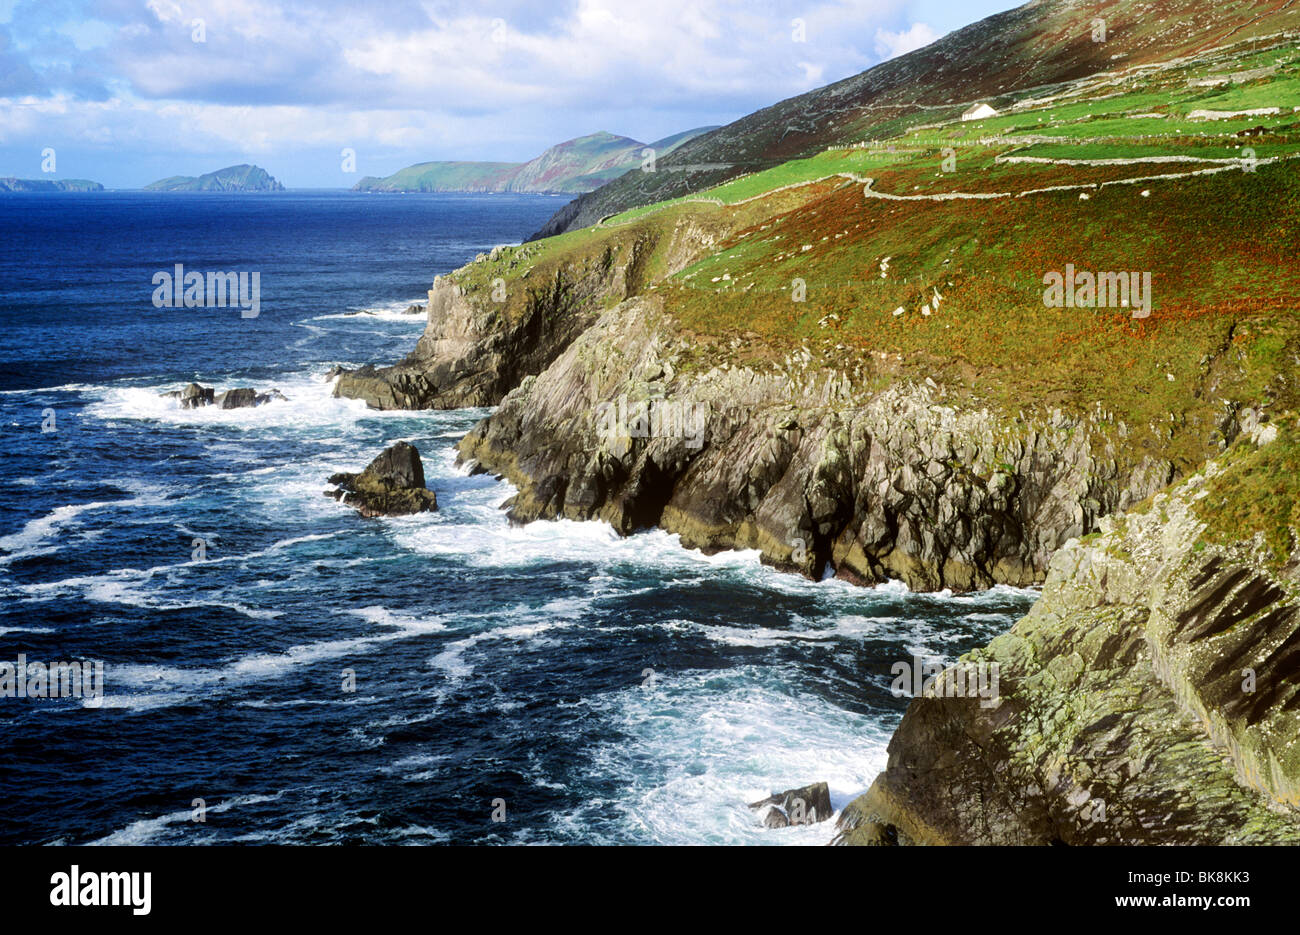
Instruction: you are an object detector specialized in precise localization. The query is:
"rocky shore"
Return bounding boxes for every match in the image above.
[336,231,1300,843]
[455,293,1175,591]
[835,431,1300,844]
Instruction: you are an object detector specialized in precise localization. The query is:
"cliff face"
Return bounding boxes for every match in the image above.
[333,216,734,411]
[334,253,606,410]
[836,431,1300,844]
[456,293,1175,591]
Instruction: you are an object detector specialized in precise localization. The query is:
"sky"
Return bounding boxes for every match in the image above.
[0,0,1021,188]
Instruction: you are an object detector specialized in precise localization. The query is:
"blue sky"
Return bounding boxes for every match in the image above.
[0,0,1020,187]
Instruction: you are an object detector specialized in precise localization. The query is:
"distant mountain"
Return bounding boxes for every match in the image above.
[145,164,285,192]
[0,178,103,193]
[352,128,718,195]
[533,0,1300,237]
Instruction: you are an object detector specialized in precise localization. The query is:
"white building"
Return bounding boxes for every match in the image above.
[961,102,999,121]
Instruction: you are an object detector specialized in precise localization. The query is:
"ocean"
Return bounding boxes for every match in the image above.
[0,190,1036,845]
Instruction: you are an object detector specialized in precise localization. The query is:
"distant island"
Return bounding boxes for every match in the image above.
[352,128,717,195]
[0,178,103,193]
[145,164,284,193]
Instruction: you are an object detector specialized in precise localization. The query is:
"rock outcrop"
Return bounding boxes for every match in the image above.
[457,294,1173,592]
[835,437,1300,845]
[162,382,214,409]
[333,216,727,412]
[750,782,834,828]
[327,441,438,518]
[332,266,602,410]
[215,387,257,409]
[160,383,286,410]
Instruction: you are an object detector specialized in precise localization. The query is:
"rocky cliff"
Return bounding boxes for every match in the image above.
[456,292,1176,591]
[333,214,737,411]
[835,421,1300,844]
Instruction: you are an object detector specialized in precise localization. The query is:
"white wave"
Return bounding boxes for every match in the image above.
[0,381,104,396]
[87,793,283,845]
[429,619,568,682]
[83,371,370,431]
[308,298,429,322]
[98,605,450,710]
[0,497,159,565]
[572,666,892,846]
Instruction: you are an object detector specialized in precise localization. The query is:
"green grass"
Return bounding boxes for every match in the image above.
[1197,415,1300,568]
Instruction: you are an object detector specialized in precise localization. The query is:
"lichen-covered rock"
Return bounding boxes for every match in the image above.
[836,448,1300,845]
[327,441,438,518]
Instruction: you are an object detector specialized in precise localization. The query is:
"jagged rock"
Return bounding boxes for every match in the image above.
[158,382,215,409]
[404,304,426,315]
[835,455,1300,845]
[749,782,833,826]
[214,387,258,409]
[326,441,438,518]
[761,807,790,829]
[160,383,284,409]
[456,295,1171,592]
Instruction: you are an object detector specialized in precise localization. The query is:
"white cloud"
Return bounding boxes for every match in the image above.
[1,0,966,184]
[873,21,941,60]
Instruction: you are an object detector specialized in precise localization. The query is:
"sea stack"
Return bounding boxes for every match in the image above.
[327,441,438,517]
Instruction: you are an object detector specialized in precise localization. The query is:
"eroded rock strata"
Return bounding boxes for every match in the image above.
[835,446,1300,845]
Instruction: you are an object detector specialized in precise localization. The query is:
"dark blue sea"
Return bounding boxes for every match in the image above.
[0,190,1035,845]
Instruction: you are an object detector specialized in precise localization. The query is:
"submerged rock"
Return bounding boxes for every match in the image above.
[327,441,438,517]
[750,781,833,827]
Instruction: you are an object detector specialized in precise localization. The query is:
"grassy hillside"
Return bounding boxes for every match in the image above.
[352,161,519,193]
[534,0,1300,237]
[444,30,1300,478]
